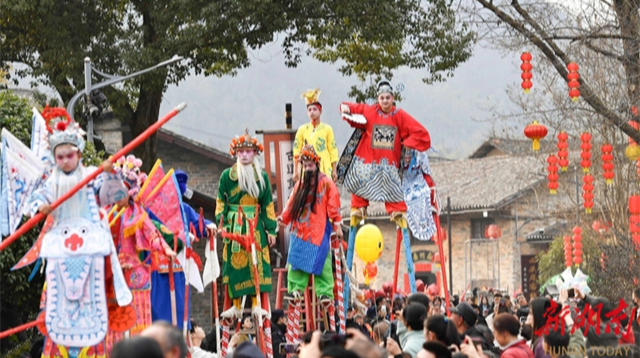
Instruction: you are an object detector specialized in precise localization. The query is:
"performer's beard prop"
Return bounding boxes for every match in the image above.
[290,169,319,221]
[236,157,265,199]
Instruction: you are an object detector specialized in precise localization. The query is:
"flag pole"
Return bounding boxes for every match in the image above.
[0,103,187,252]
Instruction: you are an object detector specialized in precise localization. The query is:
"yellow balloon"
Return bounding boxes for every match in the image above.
[355,224,384,263]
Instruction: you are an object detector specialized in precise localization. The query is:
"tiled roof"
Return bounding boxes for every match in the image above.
[158,128,235,166]
[340,154,545,217]
[469,137,554,158]
[525,220,570,242]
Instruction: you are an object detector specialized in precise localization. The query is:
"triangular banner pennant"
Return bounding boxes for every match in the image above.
[30,108,53,177]
[1,129,45,235]
[144,169,187,246]
[137,159,164,203]
[202,238,220,288]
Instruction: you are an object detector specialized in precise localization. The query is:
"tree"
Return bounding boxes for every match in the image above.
[0,90,103,353]
[0,0,473,172]
[468,0,640,302]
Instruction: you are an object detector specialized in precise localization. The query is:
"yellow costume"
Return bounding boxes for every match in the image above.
[293,123,339,176]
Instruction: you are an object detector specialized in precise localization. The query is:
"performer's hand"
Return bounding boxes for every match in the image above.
[101,159,114,173]
[207,226,217,238]
[164,246,177,257]
[332,171,337,182]
[340,104,350,114]
[121,262,133,270]
[268,234,277,247]
[335,228,343,240]
[38,204,52,215]
[228,333,240,349]
[276,217,286,228]
[293,172,299,182]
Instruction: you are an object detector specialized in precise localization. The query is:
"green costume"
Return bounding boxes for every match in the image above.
[215,164,277,298]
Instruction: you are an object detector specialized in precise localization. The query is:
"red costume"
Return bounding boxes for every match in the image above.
[339,102,431,213]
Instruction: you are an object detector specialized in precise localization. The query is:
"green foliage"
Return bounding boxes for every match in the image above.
[0,0,473,168]
[536,231,634,302]
[0,91,102,353]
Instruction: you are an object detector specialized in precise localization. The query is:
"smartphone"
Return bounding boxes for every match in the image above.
[568,289,575,298]
[280,343,299,355]
[519,316,527,324]
[381,306,387,315]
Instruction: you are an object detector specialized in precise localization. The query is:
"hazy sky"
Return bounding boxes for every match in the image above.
[158,43,521,159]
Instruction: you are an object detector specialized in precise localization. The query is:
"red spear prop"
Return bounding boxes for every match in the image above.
[0,102,187,252]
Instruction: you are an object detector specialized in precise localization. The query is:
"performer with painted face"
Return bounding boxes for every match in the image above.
[215,129,277,321]
[277,144,343,303]
[25,107,132,358]
[294,89,339,181]
[338,80,433,299]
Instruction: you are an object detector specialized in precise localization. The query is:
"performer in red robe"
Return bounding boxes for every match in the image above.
[338,80,431,217]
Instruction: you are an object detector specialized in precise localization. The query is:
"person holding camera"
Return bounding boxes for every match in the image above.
[395,303,427,358]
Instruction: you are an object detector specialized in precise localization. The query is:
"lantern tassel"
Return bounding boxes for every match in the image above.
[532,139,540,151]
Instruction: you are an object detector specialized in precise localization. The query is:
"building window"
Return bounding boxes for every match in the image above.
[471,218,495,239]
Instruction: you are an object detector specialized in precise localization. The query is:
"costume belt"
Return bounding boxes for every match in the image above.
[225,204,257,253]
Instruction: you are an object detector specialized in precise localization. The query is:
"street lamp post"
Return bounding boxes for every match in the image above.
[66,55,184,144]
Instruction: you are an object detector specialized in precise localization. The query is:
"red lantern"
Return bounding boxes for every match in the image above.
[567,62,580,101]
[629,195,640,215]
[416,279,425,293]
[580,133,592,173]
[547,154,559,194]
[521,52,533,93]
[557,131,570,171]
[485,224,502,239]
[601,144,614,185]
[629,120,640,146]
[583,174,594,214]
[563,235,572,267]
[524,121,548,151]
[375,288,386,299]
[572,226,582,266]
[364,262,378,283]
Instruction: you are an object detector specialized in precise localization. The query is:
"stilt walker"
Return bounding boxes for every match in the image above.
[331,237,345,334]
[336,80,431,302]
[277,144,343,335]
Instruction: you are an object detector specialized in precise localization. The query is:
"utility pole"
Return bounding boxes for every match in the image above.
[66,55,184,144]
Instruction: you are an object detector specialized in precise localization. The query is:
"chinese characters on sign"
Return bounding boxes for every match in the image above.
[412,250,434,262]
[521,255,539,301]
[279,141,294,202]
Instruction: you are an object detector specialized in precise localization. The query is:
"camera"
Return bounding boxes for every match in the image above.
[280,343,299,355]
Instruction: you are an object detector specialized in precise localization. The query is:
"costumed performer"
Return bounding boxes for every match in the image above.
[105,155,177,351]
[26,107,132,358]
[277,144,343,303]
[215,129,276,321]
[294,89,339,182]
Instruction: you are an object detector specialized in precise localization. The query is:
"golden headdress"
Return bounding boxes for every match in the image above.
[229,128,264,156]
[301,88,322,109]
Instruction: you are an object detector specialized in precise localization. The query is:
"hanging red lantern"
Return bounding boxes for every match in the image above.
[524,121,548,151]
[629,195,640,215]
[572,226,582,265]
[521,52,533,93]
[567,62,580,101]
[601,144,614,185]
[485,224,502,239]
[557,131,570,171]
[547,154,559,194]
[580,133,592,173]
[583,174,594,214]
[563,235,572,267]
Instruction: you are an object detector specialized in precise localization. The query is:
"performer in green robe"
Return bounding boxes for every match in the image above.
[215,129,277,320]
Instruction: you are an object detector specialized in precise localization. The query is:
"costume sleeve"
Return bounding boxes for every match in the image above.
[293,126,305,157]
[259,171,277,236]
[325,179,342,224]
[397,109,431,151]
[326,126,339,164]
[152,219,184,252]
[182,202,212,238]
[341,102,367,130]
[215,169,229,228]
[92,167,128,207]
[280,181,300,225]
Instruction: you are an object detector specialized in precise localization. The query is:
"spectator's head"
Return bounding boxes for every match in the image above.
[493,292,502,306]
[403,303,427,331]
[189,320,206,347]
[517,294,527,307]
[417,341,451,358]
[372,321,390,345]
[542,326,570,358]
[112,336,164,358]
[354,312,364,326]
[492,313,520,347]
[425,314,461,347]
[633,288,640,307]
[242,316,253,330]
[271,309,287,326]
[233,341,266,358]
[407,292,430,312]
[141,321,188,358]
[449,302,477,330]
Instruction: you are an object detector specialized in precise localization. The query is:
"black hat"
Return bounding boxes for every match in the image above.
[449,302,478,327]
